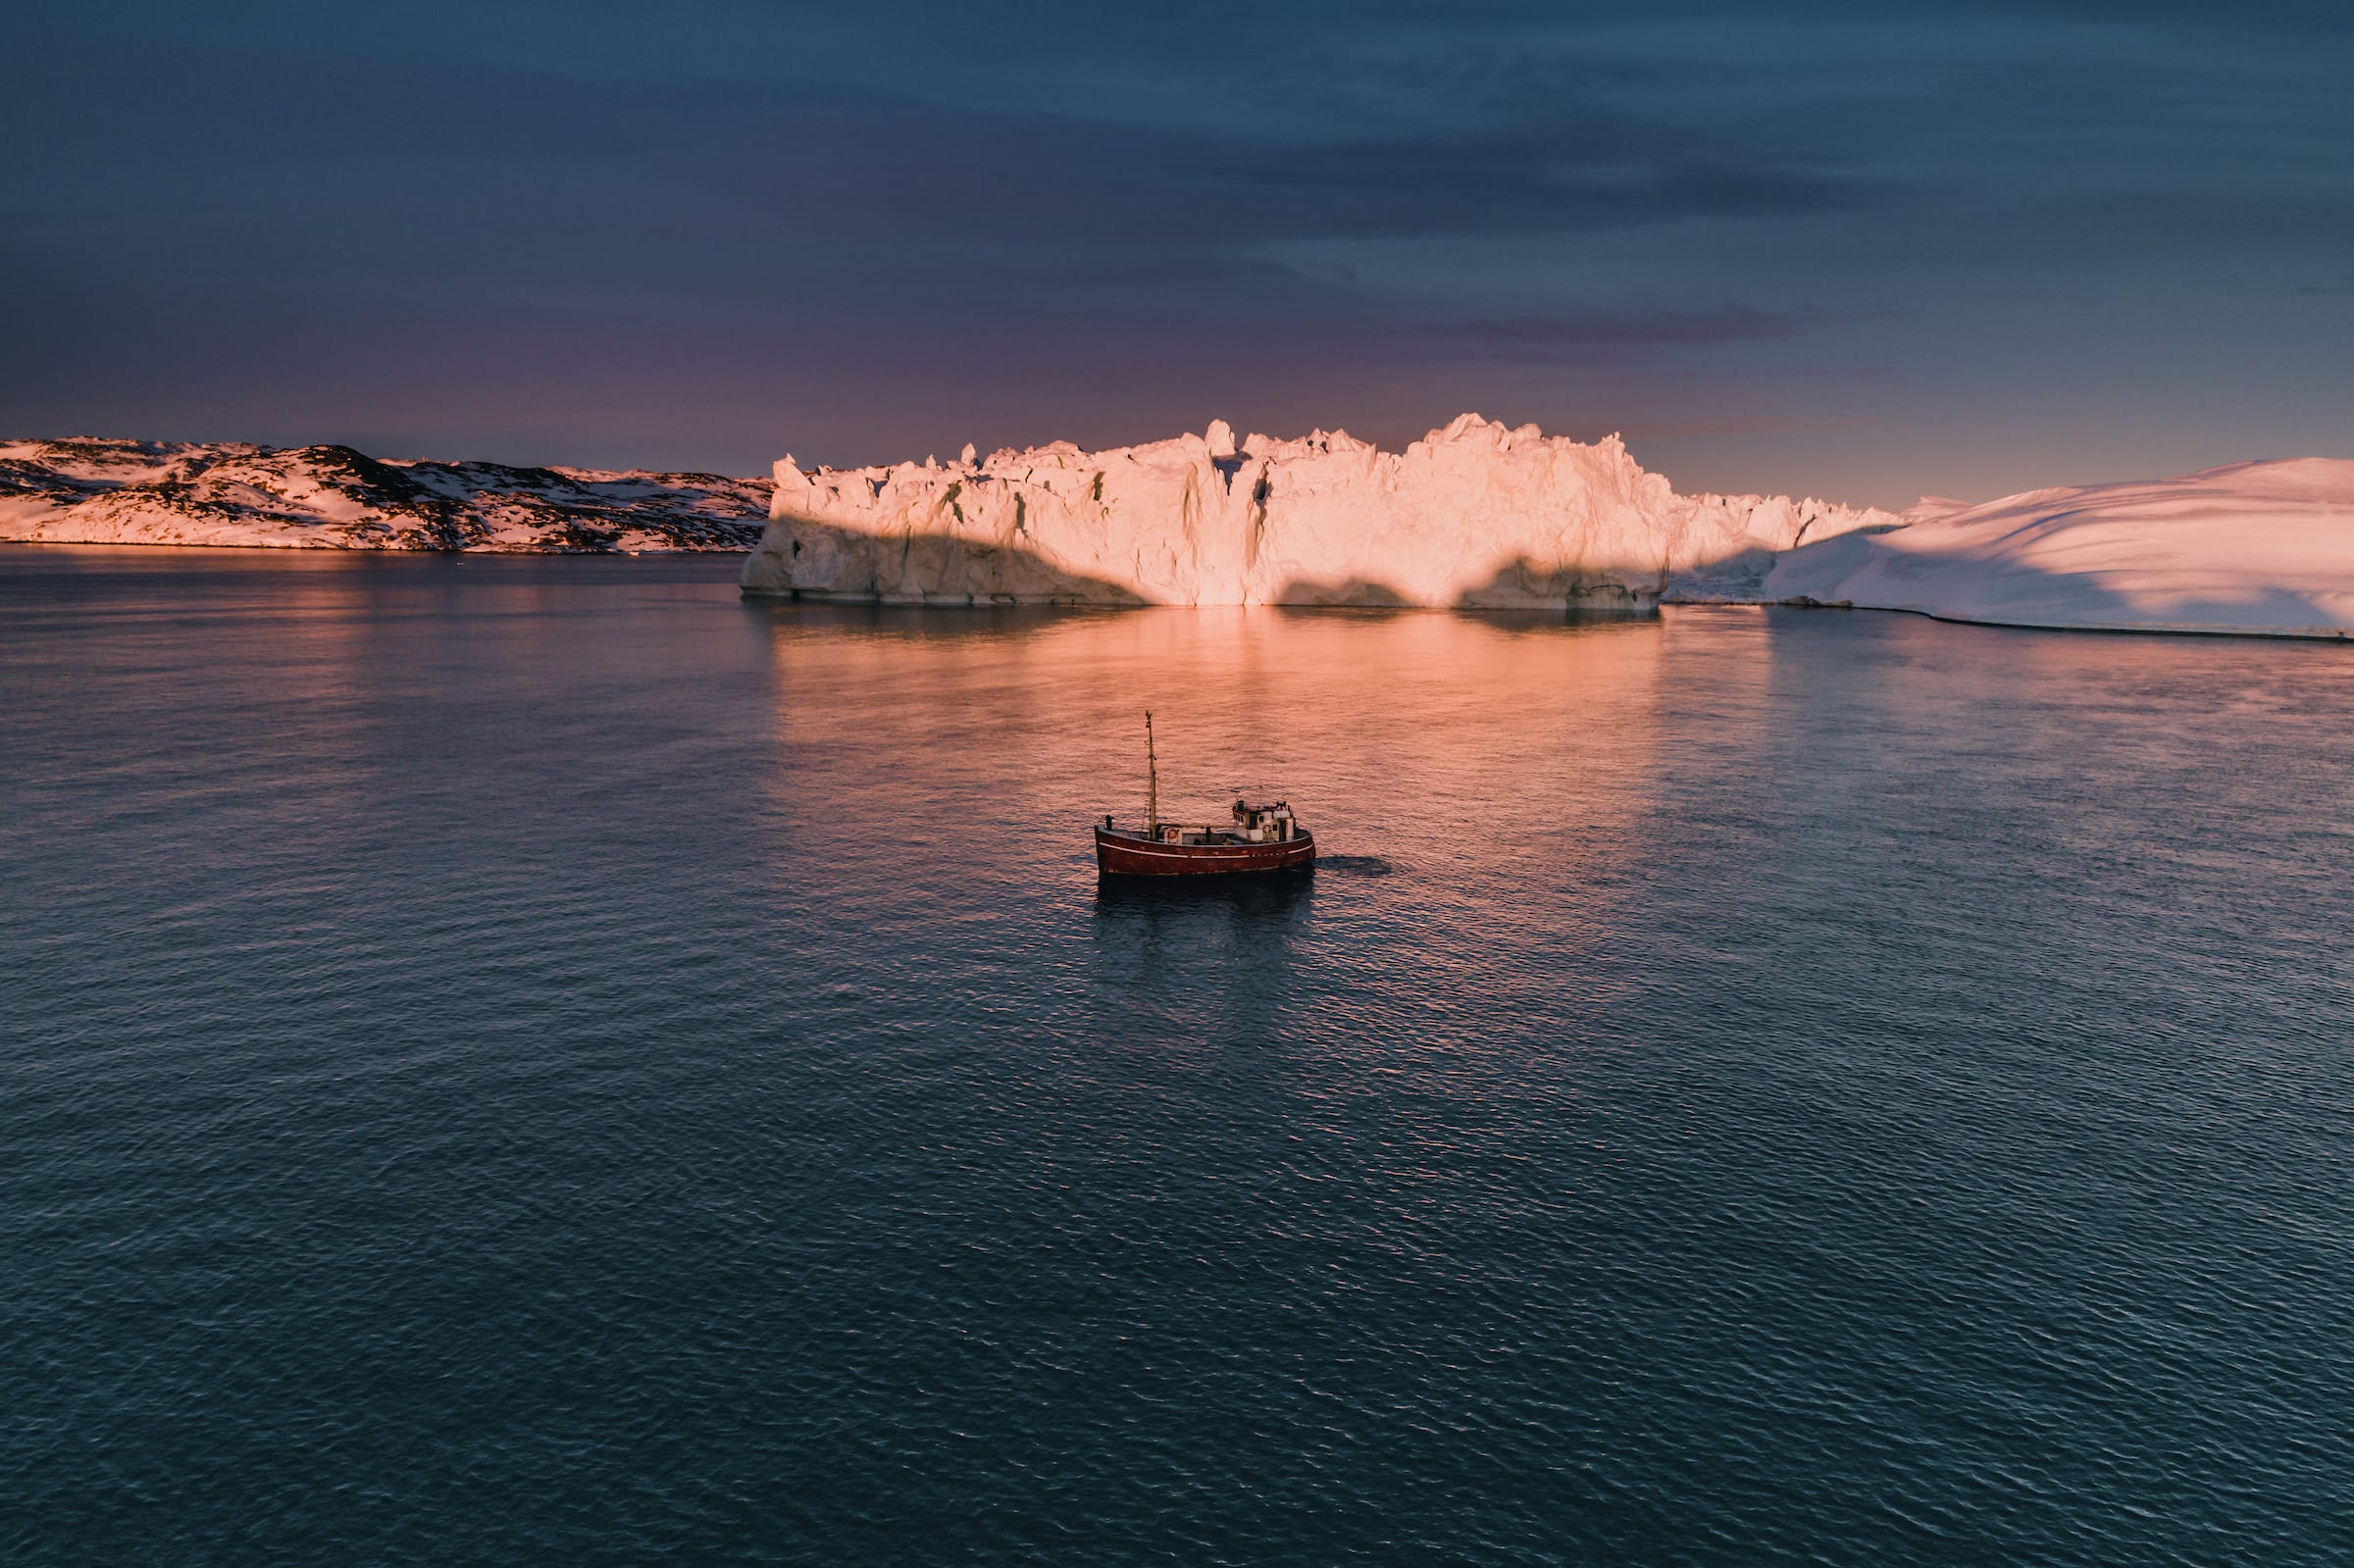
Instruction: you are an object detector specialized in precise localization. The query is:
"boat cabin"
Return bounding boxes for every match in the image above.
[1232,799,1299,842]
[1127,799,1298,846]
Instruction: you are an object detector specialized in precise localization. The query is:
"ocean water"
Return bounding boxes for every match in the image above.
[4,546,2351,1566]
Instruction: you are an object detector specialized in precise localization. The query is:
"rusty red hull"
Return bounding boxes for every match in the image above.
[1095,826,1315,877]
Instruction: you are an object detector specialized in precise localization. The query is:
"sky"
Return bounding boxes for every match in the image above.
[5,1,2350,507]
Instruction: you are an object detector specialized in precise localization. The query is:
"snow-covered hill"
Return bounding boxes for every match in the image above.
[1764,458,2354,638]
[743,414,1899,608]
[0,438,769,552]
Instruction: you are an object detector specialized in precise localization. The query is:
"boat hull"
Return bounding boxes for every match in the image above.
[1095,827,1315,878]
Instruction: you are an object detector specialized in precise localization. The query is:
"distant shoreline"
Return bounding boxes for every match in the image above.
[0,537,753,556]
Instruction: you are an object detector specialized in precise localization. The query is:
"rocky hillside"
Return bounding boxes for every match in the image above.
[0,438,770,552]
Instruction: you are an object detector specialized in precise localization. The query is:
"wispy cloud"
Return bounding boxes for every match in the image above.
[1424,309,1814,361]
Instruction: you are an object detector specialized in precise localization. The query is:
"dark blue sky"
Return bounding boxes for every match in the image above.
[7,1,2349,504]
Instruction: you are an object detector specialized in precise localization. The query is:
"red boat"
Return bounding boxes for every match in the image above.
[1095,713,1315,877]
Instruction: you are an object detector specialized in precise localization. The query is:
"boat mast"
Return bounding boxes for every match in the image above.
[1145,711,1159,835]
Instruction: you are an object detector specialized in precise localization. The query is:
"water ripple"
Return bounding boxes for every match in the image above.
[2,556,2351,1564]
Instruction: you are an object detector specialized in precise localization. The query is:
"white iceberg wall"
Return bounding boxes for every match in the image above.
[1763,457,2354,637]
[743,414,1899,608]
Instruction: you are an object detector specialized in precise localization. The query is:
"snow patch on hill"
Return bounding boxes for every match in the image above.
[0,438,770,552]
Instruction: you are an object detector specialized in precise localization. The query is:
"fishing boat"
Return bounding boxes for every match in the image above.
[1094,713,1315,877]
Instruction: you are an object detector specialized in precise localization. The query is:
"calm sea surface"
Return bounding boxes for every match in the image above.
[4,546,2351,1566]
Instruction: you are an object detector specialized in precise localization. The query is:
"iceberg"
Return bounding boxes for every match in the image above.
[25,426,2345,639]
[742,414,1898,608]
[1764,458,2354,638]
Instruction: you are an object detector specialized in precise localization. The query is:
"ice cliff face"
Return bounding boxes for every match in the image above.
[1764,458,2354,638]
[742,414,1899,608]
[0,438,769,552]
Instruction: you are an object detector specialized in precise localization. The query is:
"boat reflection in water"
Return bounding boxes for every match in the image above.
[1092,865,1315,916]
[1089,853,1317,1023]
[1094,711,1315,879]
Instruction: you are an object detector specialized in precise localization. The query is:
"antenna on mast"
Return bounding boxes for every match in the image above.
[1145,711,1159,835]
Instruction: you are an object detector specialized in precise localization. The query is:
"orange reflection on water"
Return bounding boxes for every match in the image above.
[750,604,1712,1011]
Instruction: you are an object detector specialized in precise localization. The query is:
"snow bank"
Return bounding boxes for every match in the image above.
[0,438,769,552]
[743,414,1897,607]
[1765,458,2354,638]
